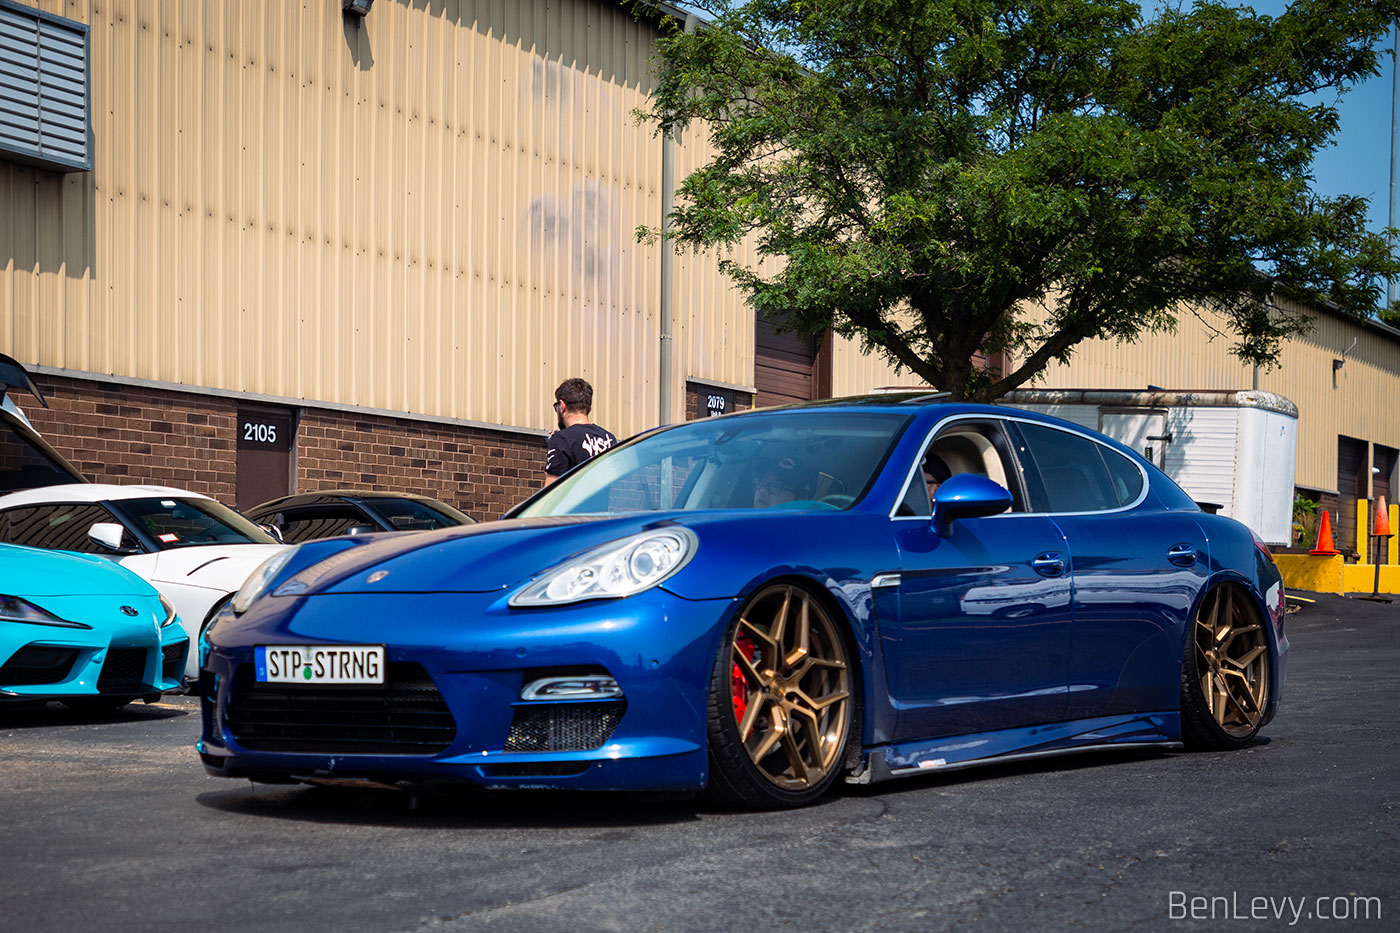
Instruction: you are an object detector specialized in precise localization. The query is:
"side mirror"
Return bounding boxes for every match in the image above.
[344,523,377,536]
[87,522,133,553]
[932,474,1013,537]
[259,523,286,543]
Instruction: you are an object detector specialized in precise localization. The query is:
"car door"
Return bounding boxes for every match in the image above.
[882,418,1074,742]
[1012,420,1209,721]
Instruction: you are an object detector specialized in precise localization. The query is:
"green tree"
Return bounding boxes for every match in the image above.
[639,0,1400,400]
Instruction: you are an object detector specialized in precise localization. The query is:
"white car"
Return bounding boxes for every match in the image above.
[0,484,288,679]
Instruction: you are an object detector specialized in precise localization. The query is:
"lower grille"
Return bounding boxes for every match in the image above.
[161,643,185,681]
[0,646,78,686]
[505,701,626,752]
[97,648,149,694]
[481,762,591,778]
[227,662,457,754]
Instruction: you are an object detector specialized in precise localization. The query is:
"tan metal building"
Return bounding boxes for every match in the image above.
[0,0,808,516]
[2,0,1397,538]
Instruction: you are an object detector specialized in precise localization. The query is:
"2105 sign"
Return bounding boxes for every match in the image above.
[236,410,292,452]
[243,422,277,444]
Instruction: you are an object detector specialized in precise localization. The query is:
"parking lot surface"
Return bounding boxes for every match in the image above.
[2,592,1396,932]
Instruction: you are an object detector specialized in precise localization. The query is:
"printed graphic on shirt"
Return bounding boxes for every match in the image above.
[546,423,618,476]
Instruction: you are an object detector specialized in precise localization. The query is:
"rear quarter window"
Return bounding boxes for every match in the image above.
[1017,423,1144,512]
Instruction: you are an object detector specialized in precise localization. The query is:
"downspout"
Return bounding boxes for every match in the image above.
[660,125,675,425]
[658,13,699,427]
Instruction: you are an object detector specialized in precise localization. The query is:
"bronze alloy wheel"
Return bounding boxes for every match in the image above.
[1189,583,1270,742]
[726,584,851,792]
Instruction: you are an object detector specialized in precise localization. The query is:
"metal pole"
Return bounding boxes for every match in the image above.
[1390,21,1398,308]
[660,127,674,426]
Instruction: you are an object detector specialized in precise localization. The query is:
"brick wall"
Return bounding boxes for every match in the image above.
[18,374,547,521]
[26,374,239,502]
[296,410,544,521]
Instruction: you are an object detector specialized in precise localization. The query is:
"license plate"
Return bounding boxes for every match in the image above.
[255,645,385,684]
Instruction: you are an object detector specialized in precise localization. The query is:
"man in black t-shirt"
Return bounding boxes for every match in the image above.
[544,377,618,485]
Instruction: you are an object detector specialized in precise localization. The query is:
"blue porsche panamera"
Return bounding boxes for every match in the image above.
[199,395,1286,808]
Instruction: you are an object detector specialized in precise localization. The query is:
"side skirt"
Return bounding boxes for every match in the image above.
[848,712,1181,785]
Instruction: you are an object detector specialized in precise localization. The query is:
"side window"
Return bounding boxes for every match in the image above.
[900,420,1028,515]
[0,504,128,552]
[1016,423,1142,512]
[277,507,372,543]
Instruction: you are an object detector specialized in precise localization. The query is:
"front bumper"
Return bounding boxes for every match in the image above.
[199,589,735,791]
[0,619,187,702]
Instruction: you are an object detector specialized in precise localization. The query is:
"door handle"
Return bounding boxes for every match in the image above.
[1032,552,1065,577]
[1168,543,1198,567]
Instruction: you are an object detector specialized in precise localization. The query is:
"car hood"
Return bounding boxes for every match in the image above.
[0,544,156,597]
[142,544,291,588]
[282,514,685,596]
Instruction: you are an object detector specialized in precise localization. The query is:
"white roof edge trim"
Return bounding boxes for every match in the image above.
[1002,388,1299,419]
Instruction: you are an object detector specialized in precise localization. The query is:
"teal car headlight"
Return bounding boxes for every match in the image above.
[231,548,298,614]
[0,594,91,629]
[159,595,179,628]
[510,528,697,607]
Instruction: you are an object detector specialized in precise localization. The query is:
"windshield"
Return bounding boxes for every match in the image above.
[112,497,278,548]
[363,498,469,531]
[517,411,911,518]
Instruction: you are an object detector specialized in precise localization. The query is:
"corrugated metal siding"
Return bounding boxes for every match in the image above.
[830,329,927,396]
[2,0,765,439]
[672,121,760,406]
[0,1,88,172]
[828,294,1400,495]
[1166,406,1238,514]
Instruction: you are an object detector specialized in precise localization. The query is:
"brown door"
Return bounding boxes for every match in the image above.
[1337,436,1368,558]
[1373,444,1396,505]
[236,406,295,510]
[1372,444,1397,547]
[754,317,830,408]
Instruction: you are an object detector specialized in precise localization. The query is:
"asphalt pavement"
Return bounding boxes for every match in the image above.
[1,592,1396,932]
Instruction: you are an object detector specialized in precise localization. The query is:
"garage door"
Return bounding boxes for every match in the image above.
[754,317,818,408]
[1337,436,1368,557]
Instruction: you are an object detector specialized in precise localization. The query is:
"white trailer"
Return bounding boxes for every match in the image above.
[1000,389,1299,546]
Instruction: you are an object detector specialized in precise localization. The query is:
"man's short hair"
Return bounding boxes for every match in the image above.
[555,377,594,414]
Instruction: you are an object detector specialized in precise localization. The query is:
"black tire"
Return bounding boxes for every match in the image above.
[1180,583,1270,750]
[703,583,854,810]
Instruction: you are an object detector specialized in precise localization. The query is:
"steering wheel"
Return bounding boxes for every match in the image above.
[819,494,856,509]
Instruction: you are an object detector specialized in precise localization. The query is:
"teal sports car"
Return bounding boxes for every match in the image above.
[0,543,188,709]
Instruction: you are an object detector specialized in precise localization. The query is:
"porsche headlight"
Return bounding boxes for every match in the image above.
[231,547,298,614]
[510,528,697,607]
[0,595,90,629]
[159,595,179,628]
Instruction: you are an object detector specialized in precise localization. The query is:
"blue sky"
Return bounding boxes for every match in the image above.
[1243,2,1395,239]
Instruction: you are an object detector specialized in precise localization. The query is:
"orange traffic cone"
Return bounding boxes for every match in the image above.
[1374,496,1393,537]
[1310,508,1340,555]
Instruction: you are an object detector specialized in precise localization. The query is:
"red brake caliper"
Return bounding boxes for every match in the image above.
[731,633,757,726]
